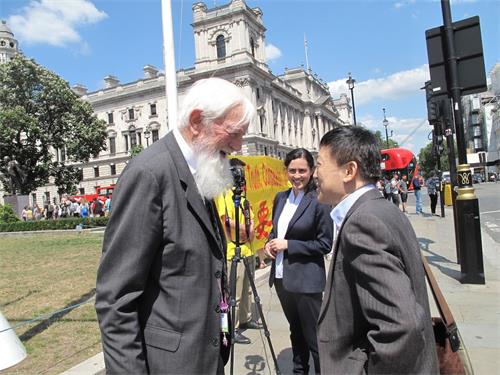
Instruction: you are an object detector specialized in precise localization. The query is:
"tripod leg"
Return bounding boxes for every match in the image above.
[242,257,281,375]
[229,256,238,375]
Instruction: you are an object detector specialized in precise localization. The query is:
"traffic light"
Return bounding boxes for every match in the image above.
[424,80,441,125]
[428,101,440,124]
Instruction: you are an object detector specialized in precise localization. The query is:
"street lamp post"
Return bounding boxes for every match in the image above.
[382,108,390,149]
[346,72,357,126]
[144,126,151,147]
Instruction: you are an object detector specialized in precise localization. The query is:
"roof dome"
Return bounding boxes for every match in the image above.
[0,20,14,38]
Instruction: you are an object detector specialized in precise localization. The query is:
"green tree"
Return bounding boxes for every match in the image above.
[374,130,399,150]
[0,55,107,195]
[0,204,19,223]
[418,140,453,177]
[130,144,144,158]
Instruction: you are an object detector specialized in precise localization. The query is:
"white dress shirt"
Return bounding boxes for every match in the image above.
[275,190,304,279]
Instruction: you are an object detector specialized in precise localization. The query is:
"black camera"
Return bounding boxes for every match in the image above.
[230,166,246,190]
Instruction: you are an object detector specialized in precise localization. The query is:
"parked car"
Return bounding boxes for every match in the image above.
[472,173,483,184]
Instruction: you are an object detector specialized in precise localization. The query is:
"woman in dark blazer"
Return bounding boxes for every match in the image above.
[265,148,333,374]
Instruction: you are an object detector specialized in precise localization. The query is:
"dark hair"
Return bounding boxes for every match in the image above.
[229,157,246,168]
[284,148,316,193]
[319,126,381,183]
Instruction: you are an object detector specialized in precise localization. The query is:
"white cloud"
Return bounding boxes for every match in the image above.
[8,0,107,47]
[265,43,282,62]
[394,0,416,9]
[360,113,432,154]
[329,65,430,106]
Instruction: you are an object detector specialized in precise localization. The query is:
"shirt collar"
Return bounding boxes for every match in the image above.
[173,128,197,175]
[287,189,305,204]
[330,184,376,229]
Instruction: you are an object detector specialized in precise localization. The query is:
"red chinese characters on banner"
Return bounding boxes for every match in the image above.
[255,200,273,240]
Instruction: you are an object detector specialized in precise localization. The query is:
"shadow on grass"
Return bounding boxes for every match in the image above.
[418,237,462,281]
[1,289,40,308]
[19,288,96,342]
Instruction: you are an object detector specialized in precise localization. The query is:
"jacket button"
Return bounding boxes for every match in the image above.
[211,338,219,347]
[215,270,222,279]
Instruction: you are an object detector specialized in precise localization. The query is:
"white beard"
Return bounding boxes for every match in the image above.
[194,151,233,199]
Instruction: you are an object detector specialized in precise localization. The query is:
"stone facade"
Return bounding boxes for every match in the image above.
[462,63,500,175]
[1,0,350,206]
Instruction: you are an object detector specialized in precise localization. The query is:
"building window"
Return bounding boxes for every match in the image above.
[32,193,37,206]
[152,129,159,142]
[150,104,157,116]
[259,114,265,133]
[128,108,135,120]
[110,164,116,175]
[256,87,260,100]
[130,128,137,148]
[216,35,226,59]
[109,137,116,155]
[108,112,114,124]
[471,113,479,124]
[60,148,66,163]
[78,168,83,181]
[79,188,85,195]
[250,37,255,57]
[124,134,129,152]
[94,166,100,178]
[473,126,481,137]
[474,138,482,150]
[137,132,142,146]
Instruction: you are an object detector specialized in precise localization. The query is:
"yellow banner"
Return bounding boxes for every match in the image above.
[237,156,290,251]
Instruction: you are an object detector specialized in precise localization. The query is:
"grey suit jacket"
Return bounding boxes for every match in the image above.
[95,132,229,374]
[318,189,439,375]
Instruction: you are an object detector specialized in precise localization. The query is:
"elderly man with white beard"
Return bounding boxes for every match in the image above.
[95,78,255,375]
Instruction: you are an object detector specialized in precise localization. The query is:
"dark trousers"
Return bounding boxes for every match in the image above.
[429,193,438,214]
[274,279,322,374]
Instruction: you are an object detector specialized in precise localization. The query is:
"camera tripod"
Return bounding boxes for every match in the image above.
[228,184,281,375]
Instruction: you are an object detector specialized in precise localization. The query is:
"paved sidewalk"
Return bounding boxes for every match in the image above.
[63,202,500,375]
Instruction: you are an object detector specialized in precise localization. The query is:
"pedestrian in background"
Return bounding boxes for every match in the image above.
[265,148,333,375]
[399,174,409,213]
[314,126,438,375]
[426,171,440,216]
[215,158,262,345]
[412,173,423,214]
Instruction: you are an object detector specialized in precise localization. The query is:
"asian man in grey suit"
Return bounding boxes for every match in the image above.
[314,126,438,374]
[95,78,255,374]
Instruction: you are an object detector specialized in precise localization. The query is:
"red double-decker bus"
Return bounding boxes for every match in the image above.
[380,148,419,188]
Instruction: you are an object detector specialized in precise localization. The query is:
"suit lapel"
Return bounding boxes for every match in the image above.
[272,190,288,230]
[164,133,222,255]
[285,192,313,237]
[318,188,383,323]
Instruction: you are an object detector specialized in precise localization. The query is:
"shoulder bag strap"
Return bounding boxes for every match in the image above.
[422,254,461,352]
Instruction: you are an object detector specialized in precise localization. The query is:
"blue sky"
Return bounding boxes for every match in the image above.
[2,0,499,156]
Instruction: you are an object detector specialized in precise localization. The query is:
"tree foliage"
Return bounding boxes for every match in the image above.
[418,140,454,177]
[0,54,107,195]
[130,144,144,158]
[0,204,19,224]
[374,130,399,150]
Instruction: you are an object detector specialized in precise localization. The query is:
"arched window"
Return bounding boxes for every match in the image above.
[216,35,226,59]
[250,37,255,57]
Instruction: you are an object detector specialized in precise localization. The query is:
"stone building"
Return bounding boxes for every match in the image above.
[461,63,500,177]
[1,0,351,206]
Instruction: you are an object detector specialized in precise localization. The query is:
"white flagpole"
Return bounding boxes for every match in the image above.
[304,33,309,71]
[161,0,178,130]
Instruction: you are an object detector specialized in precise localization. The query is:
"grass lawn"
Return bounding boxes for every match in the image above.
[0,232,104,374]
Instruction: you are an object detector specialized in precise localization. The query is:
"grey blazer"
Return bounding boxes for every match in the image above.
[95,132,229,374]
[317,189,439,375]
